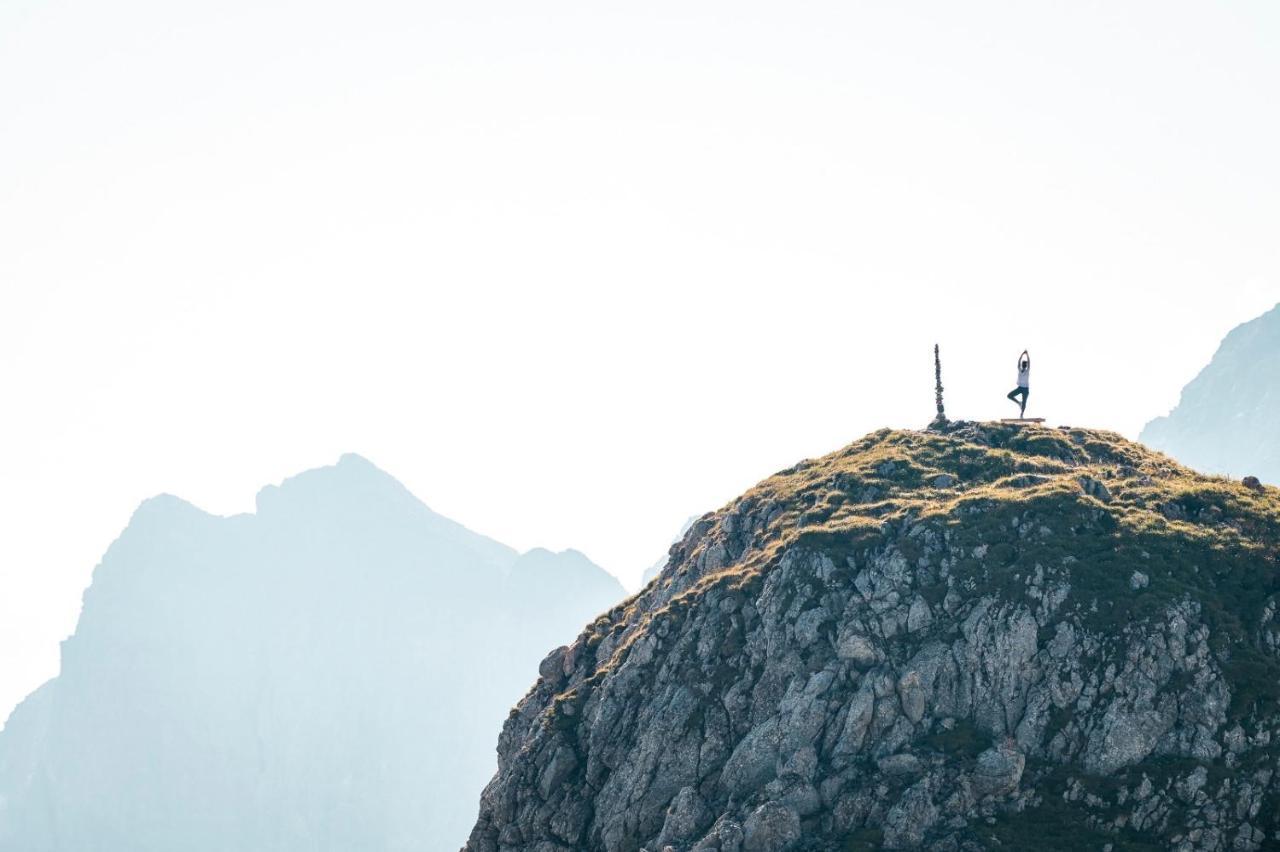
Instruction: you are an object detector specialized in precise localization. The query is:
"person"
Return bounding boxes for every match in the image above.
[1006,350,1030,417]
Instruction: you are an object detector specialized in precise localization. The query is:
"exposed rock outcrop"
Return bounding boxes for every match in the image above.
[466,424,1280,851]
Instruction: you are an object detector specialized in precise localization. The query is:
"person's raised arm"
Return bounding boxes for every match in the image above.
[1022,350,1030,367]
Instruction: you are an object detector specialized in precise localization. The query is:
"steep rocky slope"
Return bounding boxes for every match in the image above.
[466,424,1280,851]
[1142,302,1280,484]
[0,454,624,852]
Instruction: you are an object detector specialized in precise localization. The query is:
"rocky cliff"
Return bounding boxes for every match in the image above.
[1142,302,1280,485]
[466,424,1280,851]
[0,454,624,852]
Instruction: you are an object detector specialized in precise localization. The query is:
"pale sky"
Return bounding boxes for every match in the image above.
[2,0,1278,724]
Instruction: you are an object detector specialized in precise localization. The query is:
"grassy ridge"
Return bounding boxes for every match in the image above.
[562,423,1280,728]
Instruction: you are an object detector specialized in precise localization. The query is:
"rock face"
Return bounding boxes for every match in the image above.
[0,454,624,852]
[465,424,1280,851]
[1142,302,1280,485]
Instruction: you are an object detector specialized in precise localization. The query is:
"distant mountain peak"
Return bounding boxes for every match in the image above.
[514,546,595,566]
[255,453,416,513]
[0,454,625,851]
[506,547,624,602]
[1141,302,1280,483]
[337,451,376,467]
[128,491,209,522]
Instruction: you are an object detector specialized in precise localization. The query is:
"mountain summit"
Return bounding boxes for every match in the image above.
[466,424,1280,851]
[0,455,624,852]
[1142,303,1280,484]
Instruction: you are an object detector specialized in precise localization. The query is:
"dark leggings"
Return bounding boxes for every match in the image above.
[1007,386,1029,415]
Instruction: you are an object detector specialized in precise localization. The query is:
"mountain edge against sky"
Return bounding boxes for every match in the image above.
[0,453,624,852]
[1142,302,1280,485]
[466,422,1280,852]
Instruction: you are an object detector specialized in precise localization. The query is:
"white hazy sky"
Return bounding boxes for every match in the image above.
[2,0,1278,723]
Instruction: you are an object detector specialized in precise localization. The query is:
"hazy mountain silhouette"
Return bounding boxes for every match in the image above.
[0,454,624,852]
[640,516,699,587]
[1142,303,1280,483]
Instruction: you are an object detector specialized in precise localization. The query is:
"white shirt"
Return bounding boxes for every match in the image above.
[1017,364,1030,388]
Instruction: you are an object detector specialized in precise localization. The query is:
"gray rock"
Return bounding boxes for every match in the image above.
[1078,475,1113,502]
[539,646,568,682]
[883,779,939,849]
[877,753,925,777]
[537,744,579,799]
[897,670,928,724]
[656,786,713,848]
[720,719,783,796]
[792,607,828,647]
[741,802,800,852]
[972,742,1025,798]
[907,596,934,633]
[692,816,745,852]
[836,631,880,668]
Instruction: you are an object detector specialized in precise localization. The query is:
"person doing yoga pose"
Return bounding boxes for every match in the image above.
[1007,351,1030,418]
